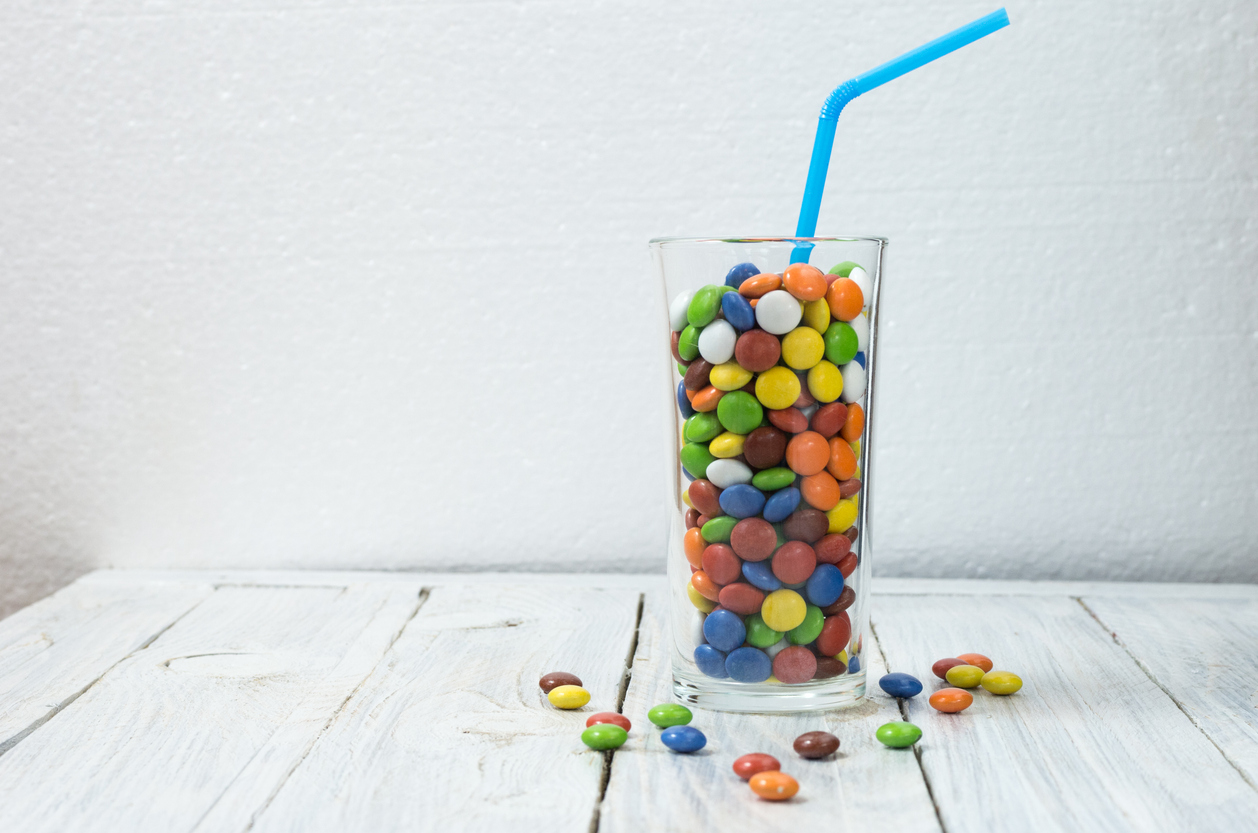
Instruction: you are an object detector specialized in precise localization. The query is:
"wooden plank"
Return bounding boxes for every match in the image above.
[0,583,421,833]
[0,578,213,751]
[873,594,1258,832]
[877,577,1258,600]
[1082,594,1258,788]
[599,591,940,833]
[247,583,643,833]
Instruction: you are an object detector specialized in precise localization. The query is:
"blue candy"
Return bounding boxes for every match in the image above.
[725,646,773,682]
[682,468,695,482]
[720,292,756,331]
[660,725,707,753]
[724,262,760,288]
[694,645,729,678]
[854,351,866,368]
[762,487,801,523]
[804,563,845,607]
[742,560,782,592]
[719,484,766,519]
[878,672,923,698]
[848,655,861,673]
[702,609,746,653]
[677,381,696,418]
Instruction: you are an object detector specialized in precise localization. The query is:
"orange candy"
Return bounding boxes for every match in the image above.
[826,277,864,322]
[781,263,828,302]
[840,403,865,442]
[738,273,782,298]
[827,436,858,480]
[749,771,800,801]
[690,570,720,601]
[929,687,974,713]
[683,528,706,568]
[801,471,842,511]
[785,431,830,476]
[690,386,725,412]
[957,653,994,673]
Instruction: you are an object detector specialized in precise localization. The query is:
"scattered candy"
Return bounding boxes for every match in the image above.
[586,713,631,731]
[547,685,591,709]
[733,753,781,780]
[876,721,922,748]
[793,731,840,759]
[660,725,707,753]
[538,672,582,693]
[878,672,924,699]
[945,665,985,689]
[647,703,693,728]
[582,724,628,750]
[980,670,1023,695]
[931,658,966,680]
[957,653,994,673]
[749,771,799,800]
[928,688,974,713]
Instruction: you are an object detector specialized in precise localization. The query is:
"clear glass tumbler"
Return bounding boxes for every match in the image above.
[653,236,885,712]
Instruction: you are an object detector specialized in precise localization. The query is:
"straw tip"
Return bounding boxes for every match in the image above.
[993,7,1010,27]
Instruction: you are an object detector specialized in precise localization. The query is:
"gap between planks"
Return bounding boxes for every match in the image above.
[588,594,646,833]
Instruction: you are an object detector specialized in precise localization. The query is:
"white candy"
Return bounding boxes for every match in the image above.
[765,637,790,659]
[697,319,736,365]
[841,361,866,403]
[847,266,872,308]
[706,458,753,489]
[669,291,694,332]
[850,313,870,353]
[800,403,818,421]
[687,610,707,651]
[754,290,803,335]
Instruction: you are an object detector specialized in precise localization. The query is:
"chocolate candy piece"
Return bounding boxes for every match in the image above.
[683,358,713,391]
[749,771,799,800]
[821,586,856,615]
[836,551,858,578]
[843,526,859,543]
[838,477,861,498]
[931,657,967,680]
[762,487,801,523]
[813,656,847,679]
[876,721,922,748]
[730,518,777,562]
[980,670,1023,695]
[743,426,787,469]
[815,611,852,656]
[718,582,766,616]
[929,688,974,713]
[784,509,829,543]
[734,330,782,373]
[733,753,781,781]
[793,731,840,759]
[771,541,816,584]
[773,645,817,684]
[703,609,747,652]
[539,671,582,693]
[701,544,742,585]
[687,480,723,516]
[814,532,852,564]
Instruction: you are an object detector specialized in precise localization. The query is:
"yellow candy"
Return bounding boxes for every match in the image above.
[547,684,591,709]
[980,670,1023,695]
[837,649,849,664]
[827,499,858,533]
[780,327,825,371]
[681,490,694,509]
[851,439,861,458]
[687,582,716,612]
[945,665,985,689]
[754,366,801,410]
[709,431,746,459]
[803,298,830,332]
[761,589,807,632]
[709,361,753,391]
[806,360,844,403]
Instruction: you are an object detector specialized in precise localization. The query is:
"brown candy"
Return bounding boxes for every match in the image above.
[821,586,856,616]
[810,402,848,438]
[932,657,967,680]
[685,508,700,529]
[814,533,852,564]
[730,518,777,562]
[734,330,781,372]
[813,656,847,678]
[837,477,862,498]
[783,508,829,543]
[793,731,840,759]
[843,526,858,543]
[687,480,723,517]
[683,358,713,391]
[539,671,582,693]
[743,426,787,469]
[718,582,766,615]
[670,331,684,364]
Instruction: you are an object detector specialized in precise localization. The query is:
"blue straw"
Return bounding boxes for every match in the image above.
[790,8,1010,263]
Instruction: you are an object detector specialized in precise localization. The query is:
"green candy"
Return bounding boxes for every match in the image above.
[684,412,723,444]
[751,467,795,492]
[787,604,824,645]
[581,724,628,750]
[745,613,783,648]
[700,515,737,544]
[876,721,923,748]
[687,285,723,328]
[647,703,692,728]
[678,325,702,361]
[716,391,763,434]
[823,322,859,366]
[828,261,862,277]
[680,443,716,479]
[677,361,688,376]
[773,523,788,549]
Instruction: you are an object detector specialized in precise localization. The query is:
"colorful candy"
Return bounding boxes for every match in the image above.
[647,703,693,728]
[733,753,780,780]
[980,670,1023,695]
[928,687,974,713]
[581,724,628,750]
[586,712,631,731]
[755,290,804,334]
[749,771,799,800]
[957,653,994,673]
[878,672,923,698]
[547,685,591,709]
[793,731,840,759]
[725,646,773,682]
[539,671,582,693]
[945,664,985,689]
[660,725,707,753]
[875,721,922,748]
[931,657,966,680]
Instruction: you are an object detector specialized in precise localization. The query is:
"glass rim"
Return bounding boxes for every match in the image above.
[649,235,888,247]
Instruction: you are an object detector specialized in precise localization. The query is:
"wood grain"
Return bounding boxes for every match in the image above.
[0,583,420,833]
[247,583,643,833]
[0,578,212,751]
[1083,592,1258,788]
[599,591,941,833]
[874,592,1258,832]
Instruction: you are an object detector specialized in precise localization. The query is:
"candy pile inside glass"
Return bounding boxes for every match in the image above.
[671,260,871,685]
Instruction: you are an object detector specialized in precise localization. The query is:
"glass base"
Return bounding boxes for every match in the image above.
[672,665,867,713]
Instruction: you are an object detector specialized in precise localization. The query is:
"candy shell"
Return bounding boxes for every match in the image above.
[698,319,737,365]
[755,366,802,410]
[814,533,852,564]
[743,612,783,648]
[721,291,756,331]
[716,391,763,435]
[718,483,765,518]
[701,543,741,585]
[539,671,582,693]
[743,425,788,470]
[802,297,830,332]
[929,687,974,713]
[772,645,818,683]
[767,406,809,434]
[875,721,922,748]
[686,581,716,613]
[783,508,829,543]
[701,515,737,543]
[755,290,803,335]
[690,385,724,412]
[709,431,746,459]
[680,442,716,479]
[733,753,781,780]
[586,712,632,731]
[827,261,861,278]
[781,327,825,370]
[710,361,753,392]
[669,291,694,331]
[749,771,799,801]
[751,467,795,492]
[705,457,753,489]
[730,517,777,561]
[734,330,781,372]
[690,570,720,602]
[660,725,707,753]
[718,582,766,616]
[807,360,844,403]
[840,361,866,403]
[957,653,994,673]
[647,703,693,727]
[850,313,869,352]
[820,587,856,616]
[725,646,773,682]
[702,609,747,652]
[793,730,840,759]
[878,672,924,698]
[827,437,858,480]
[547,685,591,709]
[815,611,851,656]
[841,403,864,442]
[945,664,985,689]
[825,500,858,534]
[762,487,801,523]
[801,471,842,511]
[743,560,783,593]
[826,278,863,321]
[683,412,723,444]
[724,262,760,288]
[771,541,817,584]
[847,265,872,306]
[688,285,723,327]
[804,563,845,607]
[677,381,696,418]
[686,479,722,516]
[980,670,1023,695]
[582,724,628,750]
[785,431,830,476]
[823,321,859,366]
[786,604,824,646]
[781,262,828,301]
[694,644,728,678]
[738,272,781,298]
[678,325,701,362]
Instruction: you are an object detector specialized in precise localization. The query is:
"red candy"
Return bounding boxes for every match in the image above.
[586,712,631,731]
[815,611,852,656]
[810,402,848,438]
[730,518,777,562]
[836,551,858,578]
[932,657,967,680]
[767,407,809,434]
[687,480,723,517]
[718,582,766,615]
[772,645,818,684]
[771,541,816,584]
[734,330,782,373]
[814,533,852,564]
[732,753,781,781]
[701,544,742,585]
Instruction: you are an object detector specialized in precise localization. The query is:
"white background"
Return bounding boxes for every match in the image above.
[2,0,1256,617]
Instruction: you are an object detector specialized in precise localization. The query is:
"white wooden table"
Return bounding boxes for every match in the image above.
[1,571,1256,832]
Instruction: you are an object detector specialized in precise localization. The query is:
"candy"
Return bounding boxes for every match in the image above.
[683,528,706,567]
[683,412,723,445]
[801,471,842,511]
[929,688,974,713]
[669,291,694,331]
[786,604,824,645]
[743,426,788,469]
[876,722,922,748]
[688,285,724,327]
[878,672,924,698]
[733,753,781,781]
[805,563,845,607]
[703,609,747,652]
[931,658,966,680]
[793,731,840,759]
[586,712,632,731]
[802,298,830,332]
[825,500,858,534]
[690,385,724,412]
[827,437,858,480]
[718,483,765,518]
[785,431,830,476]
[686,582,716,612]
[815,611,852,656]
[836,551,858,578]
[734,330,781,372]
[837,477,861,498]
[701,543,741,585]
[739,272,781,298]
[755,290,803,335]
[760,589,807,633]
[781,327,825,370]
[827,261,860,278]
[749,467,793,492]
[698,319,737,365]
[744,612,783,647]
[783,508,829,543]
[809,402,847,439]
[701,515,737,543]
[806,360,844,403]
[709,361,753,392]
[683,358,712,391]
[781,263,828,301]
[814,656,847,678]
[676,381,696,418]
[709,431,746,459]
[820,587,855,615]
[647,703,693,727]
[826,278,863,321]
[730,518,777,561]
[840,361,866,403]
[547,685,591,709]
[717,583,765,616]
[846,266,871,306]
[677,325,701,362]
[945,664,985,689]
[755,366,801,410]
[841,403,864,441]
[539,671,582,693]
[771,541,817,584]
[724,262,760,288]
[725,646,773,682]
[762,487,801,522]
[980,670,1023,695]
[686,480,722,516]
[957,653,994,673]
[716,391,763,434]
[850,313,869,352]
[660,725,707,753]
[848,655,861,673]
[582,724,628,750]
[694,645,727,677]
[690,571,720,602]
[706,458,753,490]
[773,645,818,683]
[764,637,789,659]
[749,771,799,801]
[823,321,859,366]
[814,533,852,564]
[721,291,757,331]
[743,560,783,592]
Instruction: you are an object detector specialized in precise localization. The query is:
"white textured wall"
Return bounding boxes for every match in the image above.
[2,0,1256,616]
